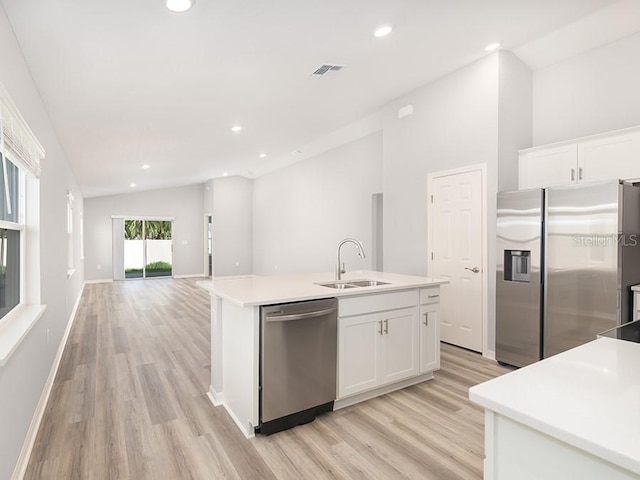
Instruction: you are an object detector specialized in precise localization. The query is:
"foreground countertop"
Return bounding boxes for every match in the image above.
[469,337,640,475]
[197,270,447,307]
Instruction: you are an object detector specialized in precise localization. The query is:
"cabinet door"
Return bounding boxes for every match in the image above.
[420,303,440,373]
[338,314,381,398]
[519,144,578,189]
[578,131,640,183]
[380,308,418,384]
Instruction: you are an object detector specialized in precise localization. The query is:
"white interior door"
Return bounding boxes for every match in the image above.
[430,169,483,352]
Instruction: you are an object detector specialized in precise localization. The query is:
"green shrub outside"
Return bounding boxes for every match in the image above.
[145,261,172,271]
[125,261,172,274]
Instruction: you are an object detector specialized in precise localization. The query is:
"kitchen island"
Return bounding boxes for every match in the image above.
[198,270,447,438]
[469,337,640,480]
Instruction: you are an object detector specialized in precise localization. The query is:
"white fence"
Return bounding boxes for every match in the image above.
[124,239,172,269]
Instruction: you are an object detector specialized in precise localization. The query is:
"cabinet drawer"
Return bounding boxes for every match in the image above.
[420,287,441,305]
[339,290,418,317]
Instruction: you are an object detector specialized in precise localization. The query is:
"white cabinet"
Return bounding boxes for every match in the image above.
[519,127,640,189]
[338,313,381,397]
[419,287,440,373]
[579,131,640,183]
[338,307,418,398]
[337,288,442,401]
[519,144,578,189]
[420,303,440,373]
[483,412,638,480]
[381,309,419,384]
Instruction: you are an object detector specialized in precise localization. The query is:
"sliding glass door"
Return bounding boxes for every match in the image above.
[144,220,172,277]
[124,219,172,279]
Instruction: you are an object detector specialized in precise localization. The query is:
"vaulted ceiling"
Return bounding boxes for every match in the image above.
[0,0,628,197]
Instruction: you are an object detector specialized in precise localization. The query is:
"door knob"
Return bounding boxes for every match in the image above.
[465,267,480,273]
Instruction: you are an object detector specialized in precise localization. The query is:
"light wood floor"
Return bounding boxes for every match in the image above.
[25,278,511,480]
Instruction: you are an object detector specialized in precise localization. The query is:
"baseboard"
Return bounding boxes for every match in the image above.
[484,349,496,361]
[11,284,85,480]
[207,385,223,406]
[84,278,113,284]
[205,387,255,439]
[173,273,207,279]
[334,372,435,410]
[222,402,255,439]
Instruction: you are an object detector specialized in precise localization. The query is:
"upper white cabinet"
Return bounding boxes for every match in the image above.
[519,127,640,189]
[579,131,640,183]
[519,144,578,189]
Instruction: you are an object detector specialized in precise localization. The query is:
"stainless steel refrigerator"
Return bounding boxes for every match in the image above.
[496,180,640,367]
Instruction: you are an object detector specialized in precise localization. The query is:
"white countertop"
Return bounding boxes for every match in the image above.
[197,270,447,307]
[469,337,640,475]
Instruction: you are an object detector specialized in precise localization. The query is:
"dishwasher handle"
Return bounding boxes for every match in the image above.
[265,307,337,322]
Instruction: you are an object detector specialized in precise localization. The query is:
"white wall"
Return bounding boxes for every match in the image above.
[253,132,383,276]
[0,5,85,479]
[382,54,500,277]
[84,185,205,280]
[212,176,253,276]
[381,52,532,353]
[498,51,533,192]
[533,31,640,145]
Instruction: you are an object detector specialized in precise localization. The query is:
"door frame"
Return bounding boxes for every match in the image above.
[426,163,488,357]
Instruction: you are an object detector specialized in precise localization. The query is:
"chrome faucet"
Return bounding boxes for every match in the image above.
[336,238,366,280]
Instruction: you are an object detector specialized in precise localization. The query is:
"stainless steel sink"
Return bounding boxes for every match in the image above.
[348,280,389,287]
[316,279,390,289]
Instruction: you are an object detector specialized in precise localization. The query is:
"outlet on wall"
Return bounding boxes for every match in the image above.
[274,264,278,271]
[235,261,240,267]
[97,264,102,270]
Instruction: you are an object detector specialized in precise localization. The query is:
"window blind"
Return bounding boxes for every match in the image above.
[0,83,45,178]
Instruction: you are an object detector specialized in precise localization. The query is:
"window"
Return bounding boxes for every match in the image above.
[0,81,45,359]
[0,152,24,320]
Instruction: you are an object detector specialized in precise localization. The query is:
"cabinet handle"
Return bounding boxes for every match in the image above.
[384,319,389,334]
[578,167,583,180]
[427,294,439,298]
[571,168,576,181]
[378,320,383,335]
[423,313,429,326]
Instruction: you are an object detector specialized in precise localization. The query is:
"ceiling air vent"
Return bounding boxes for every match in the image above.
[310,64,346,79]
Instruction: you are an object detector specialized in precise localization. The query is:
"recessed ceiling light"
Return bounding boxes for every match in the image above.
[374,25,393,38]
[222,172,228,177]
[484,42,501,52]
[130,182,137,188]
[141,164,151,170]
[166,0,194,13]
[231,125,242,133]
[259,153,267,158]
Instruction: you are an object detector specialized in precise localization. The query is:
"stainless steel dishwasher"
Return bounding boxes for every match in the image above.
[259,297,337,435]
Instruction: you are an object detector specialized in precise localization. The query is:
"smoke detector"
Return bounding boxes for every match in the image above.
[310,64,346,79]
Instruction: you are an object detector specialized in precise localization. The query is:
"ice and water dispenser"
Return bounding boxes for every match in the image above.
[503,250,531,283]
